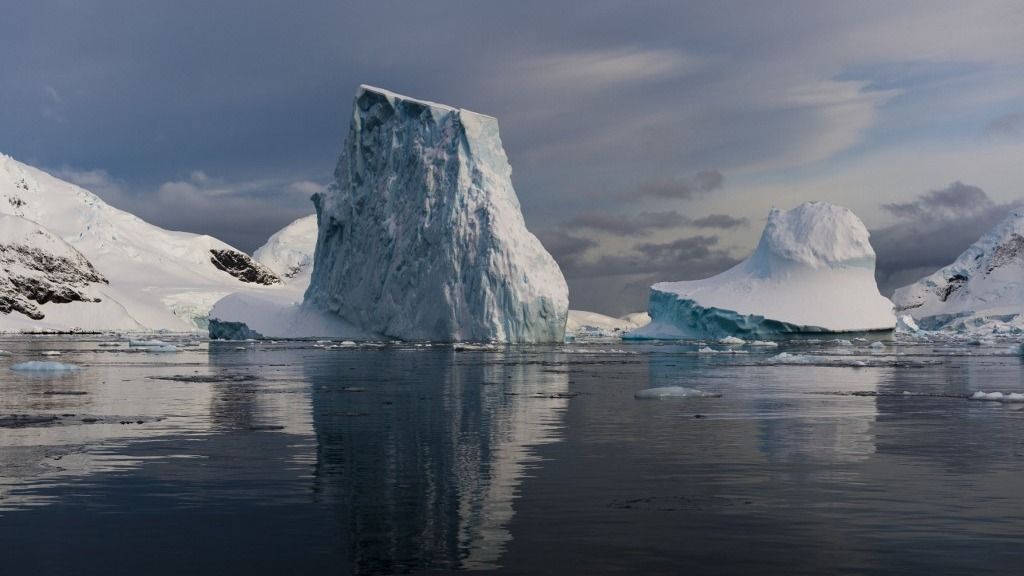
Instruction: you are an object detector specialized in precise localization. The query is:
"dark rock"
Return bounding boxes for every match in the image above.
[209,249,281,285]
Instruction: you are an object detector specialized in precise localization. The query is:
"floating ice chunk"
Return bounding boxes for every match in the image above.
[143,345,178,353]
[0,350,11,355]
[869,341,886,350]
[40,350,61,356]
[129,339,172,347]
[748,340,779,347]
[340,341,357,348]
[970,391,1024,403]
[11,361,79,372]
[718,336,746,345]
[896,314,920,333]
[453,343,499,351]
[634,386,722,399]
[697,346,719,354]
[832,339,853,346]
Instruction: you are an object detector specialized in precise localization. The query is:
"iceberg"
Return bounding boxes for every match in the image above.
[627,202,896,339]
[565,310,650,340]
[304,86,569,342]
[893,209,1024,333]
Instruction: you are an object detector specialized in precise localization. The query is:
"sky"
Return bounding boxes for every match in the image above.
[1,0,1023,315]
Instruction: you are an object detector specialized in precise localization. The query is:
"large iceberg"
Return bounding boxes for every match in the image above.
[304,86,568,342]
[627,202,896,339]
[893,209,1024,332]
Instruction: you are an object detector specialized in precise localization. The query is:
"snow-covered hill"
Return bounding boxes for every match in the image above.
[566,310,650,340]
[253,214,317,285]
[893,209,1024,332]
[304,85,569,342]
[628,202,896,339]
[0,154,284,332]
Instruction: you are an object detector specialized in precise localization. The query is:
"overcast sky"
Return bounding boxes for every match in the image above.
[2,1,1023,314]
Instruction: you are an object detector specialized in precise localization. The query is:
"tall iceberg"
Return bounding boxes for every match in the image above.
[628,202,896,339]
[893,208,1024,331]
[305,86,568,342]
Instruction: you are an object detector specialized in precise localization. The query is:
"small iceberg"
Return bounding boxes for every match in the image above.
[41,350,62,356]
[11,361,80,372]
[718,336,746,345]
[635,386,721,399]
[970,391,1024,403]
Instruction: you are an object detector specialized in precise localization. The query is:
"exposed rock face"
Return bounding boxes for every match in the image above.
[893,209,1024,329]
[304,86,568,342]
[628,202,896,339]
[0,214,106,320]
[209,249,281,285]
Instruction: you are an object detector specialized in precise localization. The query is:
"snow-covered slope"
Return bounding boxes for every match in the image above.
[893,209,1024,331]
[566,310,650,340]
[305,85,569,342]
[628,202,896,339]
[253,214,317,285]
[0,154,283,331]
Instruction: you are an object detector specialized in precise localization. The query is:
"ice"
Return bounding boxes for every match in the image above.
[634,386,722,399]
[40,350,61,356]
[304,86,568,343]
[748,340,779,347]
[253,214,317,286]
[627,202,896,339]
[870,341,886,350]
[129,339,172,347]
[970,391,1024,403]
[718,336,746,345]
[894,209,1024,336]
[10,361,79,372]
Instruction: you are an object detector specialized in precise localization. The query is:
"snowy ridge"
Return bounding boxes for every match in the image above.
[893,209,1024,331]
[0,154,290,331]
[253,214,317,284]
[566,310,650,340]
[628,202,896,339]
[305,86,568,342]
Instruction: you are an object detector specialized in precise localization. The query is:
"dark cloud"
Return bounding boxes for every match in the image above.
[689,213,749,229]
[872,182,1021,295]
[635,169,725,200]
[563,210,686,236]
[983,113,1023,141]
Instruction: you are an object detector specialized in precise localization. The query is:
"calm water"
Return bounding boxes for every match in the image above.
[1,336,1023,575]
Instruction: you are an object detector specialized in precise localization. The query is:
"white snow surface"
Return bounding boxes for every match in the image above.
[208,291,369,340]
[628,202,896,339]
[253,214,317,285]
[893,209,1024,333]
[0,154,290,332]
[305,85,569,342]
[565,310,650,339]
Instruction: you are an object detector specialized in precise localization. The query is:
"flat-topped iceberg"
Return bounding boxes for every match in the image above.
[893,209,1024,333]
[628,202,896,339]
[304,86,568,342]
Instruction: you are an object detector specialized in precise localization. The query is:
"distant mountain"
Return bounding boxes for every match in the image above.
[894,209,1024,330]
[0,153,283,332]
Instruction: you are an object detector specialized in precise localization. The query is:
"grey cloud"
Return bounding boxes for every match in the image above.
[983,113,1023,141]
[563,210,687,236]
[635,170,725,200]
[689,213,749,229]
[872,182,1021,295]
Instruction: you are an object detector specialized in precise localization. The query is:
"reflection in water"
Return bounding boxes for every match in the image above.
[306,348,568,573]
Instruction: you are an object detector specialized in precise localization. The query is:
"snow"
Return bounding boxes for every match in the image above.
[634,386,721,399]
[304,86,569,343]
[253,214,318,285]
[565,310,651,339]
[627,202,896,339]
[0,154,293,332]
[894,209,1024,335]
[40,351,61,356]
[208,291,369,340]
[10,360,79,372]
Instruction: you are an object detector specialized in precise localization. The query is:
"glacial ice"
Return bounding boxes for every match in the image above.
[10,361,79,372]
[970,391,1024,403]
[627,202,896,339]
[634,386,722,399]
[304,86,569,343]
